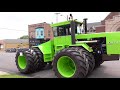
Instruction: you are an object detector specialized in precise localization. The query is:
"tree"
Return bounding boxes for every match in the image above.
[19,35,29,39]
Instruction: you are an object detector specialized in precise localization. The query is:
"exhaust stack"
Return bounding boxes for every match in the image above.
[83,18,88,34]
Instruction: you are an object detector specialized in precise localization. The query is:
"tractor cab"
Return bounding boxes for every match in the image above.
[51,18,88,44]
[51,13,88,38]
[51,20,83,37]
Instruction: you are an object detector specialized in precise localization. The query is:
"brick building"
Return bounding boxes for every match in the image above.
[28,22,53,39]
[0,39,29,51]
[28,22,53,47]
[87,12,120,33]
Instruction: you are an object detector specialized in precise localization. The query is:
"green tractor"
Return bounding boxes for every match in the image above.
[15,15,120,78]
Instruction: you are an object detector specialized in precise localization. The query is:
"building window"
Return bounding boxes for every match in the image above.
[37,31,39,36]
[41,31,43,36]
[48,30,51,37]
[48,34,50,37]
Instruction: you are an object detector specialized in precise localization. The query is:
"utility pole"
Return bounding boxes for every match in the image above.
[60,14,69,21]
[55,13,60,23]
[67,15,68,21]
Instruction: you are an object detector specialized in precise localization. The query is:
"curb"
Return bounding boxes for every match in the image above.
[0,71,10,75]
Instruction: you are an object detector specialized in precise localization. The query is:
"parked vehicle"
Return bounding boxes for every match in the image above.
[16,48,29,52]
[5,48,16,52]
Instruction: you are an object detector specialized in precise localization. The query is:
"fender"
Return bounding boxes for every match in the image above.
[32,40,54,62]
[70,43,93,52]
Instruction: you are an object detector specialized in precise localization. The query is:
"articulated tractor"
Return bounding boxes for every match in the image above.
[15,15,120,78]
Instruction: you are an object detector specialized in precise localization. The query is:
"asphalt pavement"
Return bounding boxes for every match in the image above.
[0,51,120,78]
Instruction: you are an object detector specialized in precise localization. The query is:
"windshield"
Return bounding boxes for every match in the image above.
[77,23,82,34]
[52,22,82,37]
[53,24,71,37]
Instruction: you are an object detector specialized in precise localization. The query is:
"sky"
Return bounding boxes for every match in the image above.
[0,12,110,40]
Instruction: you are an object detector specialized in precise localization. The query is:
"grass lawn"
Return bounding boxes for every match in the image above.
[0,74,27,78]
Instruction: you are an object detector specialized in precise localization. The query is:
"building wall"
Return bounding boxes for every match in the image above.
[28,22,53,40]
[96,26,105,33]
[44,23,53,40]
[101,12,120,25]
[0,39,29,51]
[105,15,120,32]
[4,43,29,50]
[28,23,44,38]
[95,12,120,32]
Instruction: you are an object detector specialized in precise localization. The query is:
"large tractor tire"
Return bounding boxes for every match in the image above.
[94,53,104,68]
[53,47,89,78]
[32,48,47,71]
[15,51,36,74]
[73,47,95,75]
[15,48,47,74]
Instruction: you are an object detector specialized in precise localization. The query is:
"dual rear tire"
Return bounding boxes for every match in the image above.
[15,47,103,78]
[15,48,46,74]
[53,47,95,78]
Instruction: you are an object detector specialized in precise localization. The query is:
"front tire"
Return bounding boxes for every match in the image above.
[15,51,36,74]
[32,48,47,71]
[15,48,47,74]
[53,47,89,78]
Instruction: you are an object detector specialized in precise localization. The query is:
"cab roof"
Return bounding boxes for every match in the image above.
[51,20,82,27]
